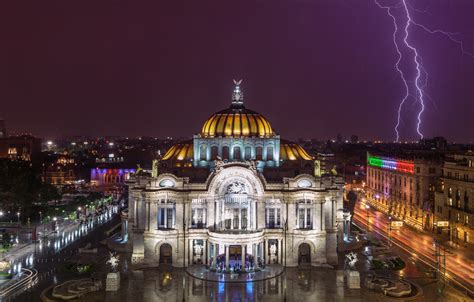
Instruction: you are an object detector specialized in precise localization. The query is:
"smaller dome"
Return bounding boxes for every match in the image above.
[280,140,314,161]
[162,140,193,163]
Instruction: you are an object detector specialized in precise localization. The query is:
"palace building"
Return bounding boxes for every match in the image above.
[126,81,344,270]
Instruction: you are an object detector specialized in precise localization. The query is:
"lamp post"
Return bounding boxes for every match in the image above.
[17,212,20,224]
[182,203,187,302]
[388,216,392,246]
[365,204,370,225]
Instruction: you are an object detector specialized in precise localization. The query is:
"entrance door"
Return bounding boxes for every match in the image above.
[298,243,311,265]
[229,245,242,258]
[160,243,172,264]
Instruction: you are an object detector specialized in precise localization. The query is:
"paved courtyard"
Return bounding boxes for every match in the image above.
[32,264,469,302]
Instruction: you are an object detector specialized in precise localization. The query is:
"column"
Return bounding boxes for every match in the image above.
[221,200,225,229]
[314,201,321,232]
[211,243,216,269]
[253,200,257,230]
[278,239,282,264]
[252,243,256,269]
[320,203,326,231]
[164,208,168,228]
[247,203,251,230]
[225,245,230,271]
[206,240,210,266]
[172,206,176,228]
[151,202,158,230]
[146,202,150,231]
[238,209,241,230]
[266,240,270,264]
[241,244,246,272]
[189,239,192,265]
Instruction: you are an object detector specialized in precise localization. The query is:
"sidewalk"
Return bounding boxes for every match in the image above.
[0,219,79,262]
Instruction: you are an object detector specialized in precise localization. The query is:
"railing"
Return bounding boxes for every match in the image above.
[0,268,38,300]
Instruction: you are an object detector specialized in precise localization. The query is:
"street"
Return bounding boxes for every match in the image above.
[353,200,474,297]
[1,207,120,300]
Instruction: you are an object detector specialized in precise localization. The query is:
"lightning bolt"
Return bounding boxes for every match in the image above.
[374,0,408,142]
[374,0,474,141]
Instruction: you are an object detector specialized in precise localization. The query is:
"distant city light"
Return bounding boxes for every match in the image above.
[109,153,114,158]
[71,142,76,146]
[109,142,114,146]
[47,141,53,146]
[84,141,89,145]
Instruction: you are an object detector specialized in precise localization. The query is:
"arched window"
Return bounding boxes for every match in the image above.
[245,146,252,160]
[233,146,241,160]
[211,146,218,160]
[267,146,273,160]
[256,147,263,160]
[222,146,229,160]
[200,145,207,160]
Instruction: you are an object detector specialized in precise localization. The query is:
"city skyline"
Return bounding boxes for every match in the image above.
[1,1,474,141]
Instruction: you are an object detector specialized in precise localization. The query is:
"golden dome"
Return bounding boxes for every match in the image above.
[201,80,274,138]
[280,140,314,161]
[201,107,274,138]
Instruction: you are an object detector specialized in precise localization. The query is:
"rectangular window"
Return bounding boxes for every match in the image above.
[233,209,239,229]
[299,209,305,229]
[192,208,204,228]
[245,146,252,160]
[200,145,207,160]
[256,147,263,160]
[158,209,165,228]
[222,146,229,160]
[267,146,274,160]
[211,146,218,160]
[166,208,173,228]
[241,209,248,230]
[233,146,241,160]
[269,208,275,228]
[306,209,311,228]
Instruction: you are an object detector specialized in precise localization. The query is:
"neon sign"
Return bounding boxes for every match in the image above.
[368,155,414,174]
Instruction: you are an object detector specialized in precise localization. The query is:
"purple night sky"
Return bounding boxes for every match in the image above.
[1,0,473,142]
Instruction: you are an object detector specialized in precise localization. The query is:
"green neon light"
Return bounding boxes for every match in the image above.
[368,156,383,167]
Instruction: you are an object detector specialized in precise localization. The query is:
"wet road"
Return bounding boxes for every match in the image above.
[354,202,474,297]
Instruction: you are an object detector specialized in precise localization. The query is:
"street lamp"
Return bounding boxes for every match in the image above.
[17,212,20,224]
[388,216,392,246]
[365,204,370,224]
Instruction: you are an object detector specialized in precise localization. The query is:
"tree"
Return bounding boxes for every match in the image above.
[39,184,61,203]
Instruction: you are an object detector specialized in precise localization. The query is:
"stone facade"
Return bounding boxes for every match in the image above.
[434,153,474,245]
[127,164,344,268]
[366,152,442,230]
